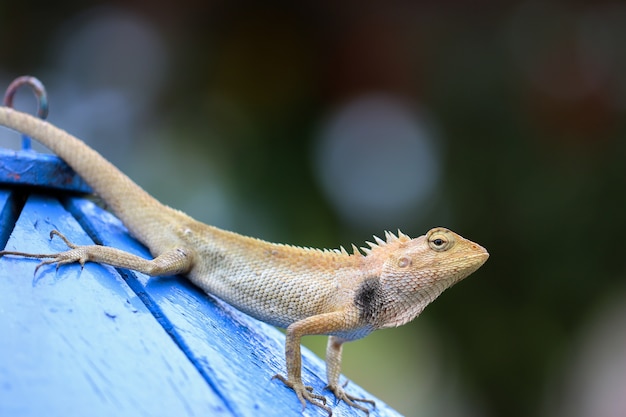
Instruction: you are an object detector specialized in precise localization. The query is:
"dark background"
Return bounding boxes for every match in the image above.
[2,2,626,416]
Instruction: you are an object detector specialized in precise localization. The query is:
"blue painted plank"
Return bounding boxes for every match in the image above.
[65,198,403,417]
[0,149,91,193]
[0,189,10,209]
[0,188,19,245]
[0,195,229,417]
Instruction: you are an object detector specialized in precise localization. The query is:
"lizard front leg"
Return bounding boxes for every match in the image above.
[0,230,193,276]
[273,314,332,415]
[326,336,376,414]
[273,311,369,415]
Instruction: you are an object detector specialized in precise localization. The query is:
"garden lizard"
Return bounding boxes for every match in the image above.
[0,106,489,415]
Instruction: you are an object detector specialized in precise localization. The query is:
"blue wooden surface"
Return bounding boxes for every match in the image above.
[0,149,91,193]
[0,192,228,417]
[0,189,16,245]
[0,187,404,416]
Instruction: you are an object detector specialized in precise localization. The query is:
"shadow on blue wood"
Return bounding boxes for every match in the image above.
[0,190,404,415]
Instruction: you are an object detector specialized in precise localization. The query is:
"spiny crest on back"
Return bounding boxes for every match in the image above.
[359,229,410,255]
[291,230,412,257]
[324,229,407,256]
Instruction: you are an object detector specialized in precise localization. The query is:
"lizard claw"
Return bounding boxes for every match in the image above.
[34,249,88,273]
[272,374,332,415]
[0,230,90,274]
[49,230,79,249]
[325,382,375,415]
[33,231,90,273]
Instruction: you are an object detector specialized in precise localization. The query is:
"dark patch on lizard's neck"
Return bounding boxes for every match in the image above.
[354,276,385,326]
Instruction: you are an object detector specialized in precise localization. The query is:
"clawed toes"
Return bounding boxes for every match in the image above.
[327,384,376,414]
[273,374,331,414]
[273,374,377,415]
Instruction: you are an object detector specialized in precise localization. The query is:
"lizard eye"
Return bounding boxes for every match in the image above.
[428,233,452,252]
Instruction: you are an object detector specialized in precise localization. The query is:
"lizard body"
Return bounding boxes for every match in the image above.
[0,107,489,415]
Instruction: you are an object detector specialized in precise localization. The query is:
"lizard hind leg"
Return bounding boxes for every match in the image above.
[1,229,193,277]
[325,336,376,414]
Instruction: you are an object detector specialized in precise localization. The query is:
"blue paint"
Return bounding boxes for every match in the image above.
[0,189,19,246]
[0,194,228,417]
[0,149,91,193]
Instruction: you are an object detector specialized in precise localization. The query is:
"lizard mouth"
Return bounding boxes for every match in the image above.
[468,250,490,267]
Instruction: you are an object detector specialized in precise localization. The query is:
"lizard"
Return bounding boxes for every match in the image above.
[0,106,489,416]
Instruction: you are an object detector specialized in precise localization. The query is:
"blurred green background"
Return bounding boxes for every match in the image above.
[2,2,626,416]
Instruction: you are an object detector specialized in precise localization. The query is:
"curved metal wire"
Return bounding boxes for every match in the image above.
[3,76,49,150]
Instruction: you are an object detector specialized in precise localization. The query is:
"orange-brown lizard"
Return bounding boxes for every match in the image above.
[0,106,489,415]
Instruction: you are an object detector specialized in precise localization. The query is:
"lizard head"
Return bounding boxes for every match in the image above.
[361,227,489,329]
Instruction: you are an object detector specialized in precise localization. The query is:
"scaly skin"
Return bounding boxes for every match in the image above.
[0,107,489,415]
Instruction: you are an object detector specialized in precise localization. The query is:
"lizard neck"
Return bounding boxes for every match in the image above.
[354,235,446,330]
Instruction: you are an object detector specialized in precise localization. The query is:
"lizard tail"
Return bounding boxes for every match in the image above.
[0,107,179,249]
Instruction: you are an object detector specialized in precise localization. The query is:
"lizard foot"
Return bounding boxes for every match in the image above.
[0,230,91,273]
[272,374,332,415]
[325,381,376,415]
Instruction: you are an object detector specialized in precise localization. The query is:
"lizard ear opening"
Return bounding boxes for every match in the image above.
[397,256,411,268]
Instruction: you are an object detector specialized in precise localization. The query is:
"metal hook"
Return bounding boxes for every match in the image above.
[3,76,49,150]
